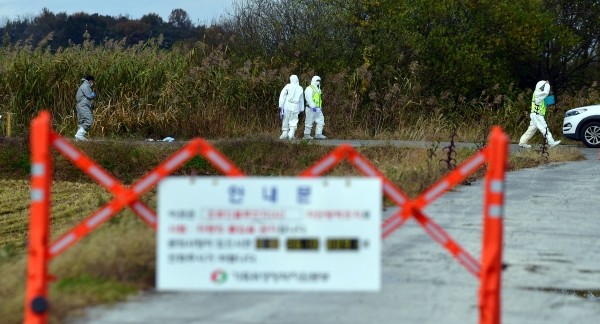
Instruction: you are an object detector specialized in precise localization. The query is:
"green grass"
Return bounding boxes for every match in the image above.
[0,138,586,324]
[55,275,138,304]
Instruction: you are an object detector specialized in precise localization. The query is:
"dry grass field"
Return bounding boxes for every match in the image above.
[0,137,585,323]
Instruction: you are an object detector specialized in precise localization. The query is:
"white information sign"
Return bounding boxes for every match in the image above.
[157,177,381,291]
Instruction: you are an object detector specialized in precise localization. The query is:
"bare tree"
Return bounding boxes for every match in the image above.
[543,0,600,91]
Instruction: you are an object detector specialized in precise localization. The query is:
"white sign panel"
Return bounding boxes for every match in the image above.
[157,177,381,291]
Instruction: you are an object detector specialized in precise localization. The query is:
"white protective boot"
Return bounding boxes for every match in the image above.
[519,143,531,149]
[279,131,287,140]
[545,130,561,147]
[288,127,296,140]
[314,134,327,140]
[75,127,87,141]
[303,133,313,139]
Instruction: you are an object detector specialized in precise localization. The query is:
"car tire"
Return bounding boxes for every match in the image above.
[580,121,600,148]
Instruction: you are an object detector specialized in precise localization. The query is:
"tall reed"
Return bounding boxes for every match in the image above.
[1,33,598,142]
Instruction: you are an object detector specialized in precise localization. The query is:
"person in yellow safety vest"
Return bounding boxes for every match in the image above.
[303,76,326,140]
[278,75,305,140]
[518,80,561,148]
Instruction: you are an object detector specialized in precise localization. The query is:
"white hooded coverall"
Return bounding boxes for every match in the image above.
[279,75,305,139]
[304,76,325,138]
[519,80,559,147]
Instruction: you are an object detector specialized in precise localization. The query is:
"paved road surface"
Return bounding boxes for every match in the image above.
[69,145,600,324]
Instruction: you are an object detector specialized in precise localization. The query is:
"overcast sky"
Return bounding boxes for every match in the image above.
[0,0,237,25]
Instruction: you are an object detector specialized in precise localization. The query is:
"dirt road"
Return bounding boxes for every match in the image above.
[69,146,600,324]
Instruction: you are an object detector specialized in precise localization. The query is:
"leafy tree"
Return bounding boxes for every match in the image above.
[24,8,56,45]
[169,9,192,30]
[388,0,554,95]
[541,0,600,92]
[116,21,151,44]
[0,14,34,45]
[141,13,165,38]
[141,13,164,27]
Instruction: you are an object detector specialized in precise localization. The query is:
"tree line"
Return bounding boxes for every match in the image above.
[1,1,599,98]
[217,0,600,97]
[0,7,205,48]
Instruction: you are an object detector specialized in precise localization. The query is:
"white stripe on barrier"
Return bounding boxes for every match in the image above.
[133,173,159,194]
[352,156,378,177]
[490,180,504,193]
[30,189,44,202]
[132,202,157,225]
[458,252,480,275]
[49,233,76,255]
[88,165,115,188]
[425,180,450,202]
[165,150,192,172]
[383,182,406,205]
[459,153,485,176]
[54,138,81,160]
[425,222,448,245]
[310,156,337,175]
[383,215,403,234]
[31,163,45,176]
[488,205,503,218]
[206,150,232,173]
[86,206,114,228]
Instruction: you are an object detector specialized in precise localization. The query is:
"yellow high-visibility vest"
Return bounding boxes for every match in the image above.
[531,92,546,115]
[310,85,322,107]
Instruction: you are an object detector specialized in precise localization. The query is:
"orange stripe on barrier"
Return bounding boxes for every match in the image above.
[344,148,482,277]
[26,111,247,323]
[381,210,409,237]
[413,150,487,209]
[297,135,507,323]
[413,208,481,278]
[51,132,127,196]
[298,144,483,276]
[299,144,350,177]
[130,201,157,229]
[49,200,122,259]
[198,139,246,176]
[48,137,244,260]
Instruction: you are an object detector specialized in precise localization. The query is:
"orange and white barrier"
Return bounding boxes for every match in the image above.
[25,112,52,324]
[24,111,245,324]
[300,127,509,324]
[24,111,508,324]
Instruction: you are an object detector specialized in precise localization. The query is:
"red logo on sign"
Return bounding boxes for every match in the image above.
[211,269,228,284]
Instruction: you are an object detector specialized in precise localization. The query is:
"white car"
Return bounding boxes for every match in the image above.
[563,105,600,147]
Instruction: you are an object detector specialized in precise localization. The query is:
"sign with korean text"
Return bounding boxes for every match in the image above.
[157,177,381,291]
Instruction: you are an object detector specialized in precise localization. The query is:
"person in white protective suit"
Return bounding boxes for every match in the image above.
[74,75,96,141]
[519,80,561,148]
[303,76,326,139]
[278,75,305,140]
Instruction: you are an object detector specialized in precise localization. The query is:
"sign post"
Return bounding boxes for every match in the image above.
[157,177,382,291]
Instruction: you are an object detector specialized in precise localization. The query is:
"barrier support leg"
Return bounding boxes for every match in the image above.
[25,111,52,324]
[479,126,508,324]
